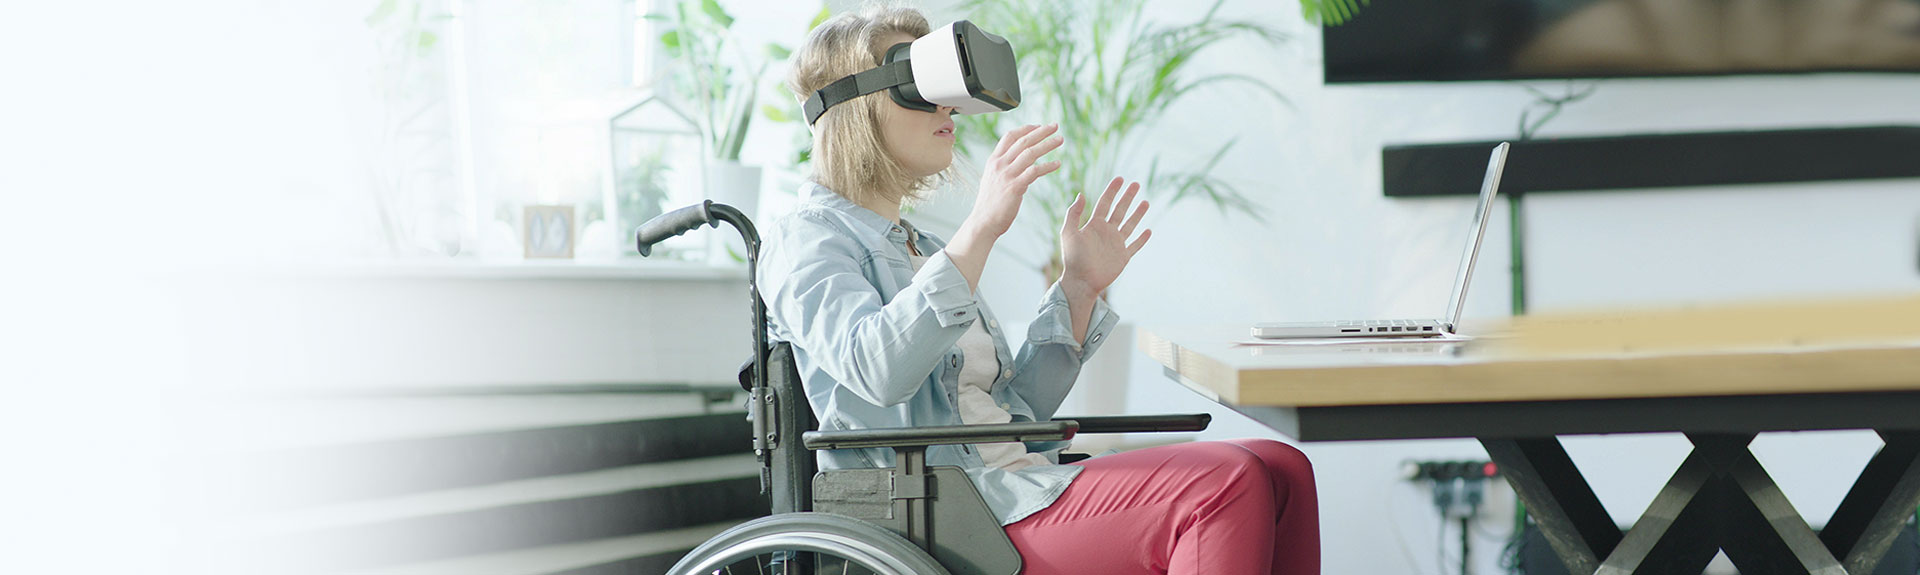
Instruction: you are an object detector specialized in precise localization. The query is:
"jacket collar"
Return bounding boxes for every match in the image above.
[801,181,920,238]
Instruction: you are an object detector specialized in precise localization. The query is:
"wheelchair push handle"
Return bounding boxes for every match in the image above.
[635,200,716,257]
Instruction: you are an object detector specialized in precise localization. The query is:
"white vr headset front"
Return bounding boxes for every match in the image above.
[803,21,1021,125]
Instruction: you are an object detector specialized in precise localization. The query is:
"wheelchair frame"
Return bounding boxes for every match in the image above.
[640,201,1211,575]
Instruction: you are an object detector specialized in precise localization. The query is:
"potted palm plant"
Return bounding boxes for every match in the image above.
[655,1,828,262]
[953,0,1290,285]
[655,0,794,222]
[949,0,1291,440]
[364,0,460,256]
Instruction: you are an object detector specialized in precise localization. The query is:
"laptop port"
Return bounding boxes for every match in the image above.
[1340,328,1360,333]
[1423,326,1433,331]
[1391,327,1402,332]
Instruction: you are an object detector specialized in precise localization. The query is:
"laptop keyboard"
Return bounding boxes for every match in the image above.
[1334,319,1437,333]
[1334,319,1420,327]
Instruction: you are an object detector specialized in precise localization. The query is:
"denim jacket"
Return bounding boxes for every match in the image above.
[757,182,1120,525]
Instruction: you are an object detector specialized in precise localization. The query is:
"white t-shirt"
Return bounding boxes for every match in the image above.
[912,254,1051,471]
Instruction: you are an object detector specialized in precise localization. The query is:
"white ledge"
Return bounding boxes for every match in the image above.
[267,258,749,281]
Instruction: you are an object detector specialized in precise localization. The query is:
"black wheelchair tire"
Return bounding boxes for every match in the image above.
[668,512,952,575]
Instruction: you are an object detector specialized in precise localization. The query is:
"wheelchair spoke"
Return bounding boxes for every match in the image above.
[698,550,890,575]
[670,514,944,575]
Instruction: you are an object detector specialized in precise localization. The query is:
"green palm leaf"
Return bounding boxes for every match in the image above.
[1299,0,1369,26]
[954,0,1290,273]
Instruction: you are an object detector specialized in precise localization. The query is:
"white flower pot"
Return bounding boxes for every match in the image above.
[706,160,763,264]
[1062,320,1134,452]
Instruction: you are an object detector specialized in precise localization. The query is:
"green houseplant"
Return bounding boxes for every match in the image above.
[953,0,1289,284]
[652,0,826,263]
[654,1,827,229]
[654,1,830,161]
[1298,0,1369,26]
[654,0,784,234]
[616,146,674,239]
[364,0,459,256]
[654,0,789,162]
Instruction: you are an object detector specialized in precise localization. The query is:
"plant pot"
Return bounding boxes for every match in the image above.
[1061,320,1134,453]
[706,160,762,264]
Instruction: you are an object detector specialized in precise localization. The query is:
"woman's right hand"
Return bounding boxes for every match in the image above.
[945,124,1062,293]
[963,123,1063,239]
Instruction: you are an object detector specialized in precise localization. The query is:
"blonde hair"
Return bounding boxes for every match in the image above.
[788,5,952,207]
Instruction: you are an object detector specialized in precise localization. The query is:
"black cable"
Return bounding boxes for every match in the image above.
[1508,191,1526,316]
[1461,516,1472,575]
[1507,80,1599,317]
[1515,80,1599,141]
[1499,514,1527,575]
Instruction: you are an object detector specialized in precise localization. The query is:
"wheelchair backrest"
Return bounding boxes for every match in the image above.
[748,341,817,515]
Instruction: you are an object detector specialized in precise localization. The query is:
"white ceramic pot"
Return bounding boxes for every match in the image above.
[1062,320,1134,452]
[706,160,763,264]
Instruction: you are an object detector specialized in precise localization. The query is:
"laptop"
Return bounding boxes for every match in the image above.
[1252,142,1510,339]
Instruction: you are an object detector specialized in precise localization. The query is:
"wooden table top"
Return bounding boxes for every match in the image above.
[1139,295,1920,408]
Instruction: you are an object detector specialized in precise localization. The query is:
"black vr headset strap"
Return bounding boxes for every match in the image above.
[802,59,917,125]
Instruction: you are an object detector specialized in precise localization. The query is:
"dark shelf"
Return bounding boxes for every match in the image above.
[1382,126,1920,197]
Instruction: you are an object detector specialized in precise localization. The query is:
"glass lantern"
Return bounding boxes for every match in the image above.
[608,93,706,258]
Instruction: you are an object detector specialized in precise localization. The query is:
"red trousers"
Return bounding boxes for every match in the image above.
[1004,439,1319,575]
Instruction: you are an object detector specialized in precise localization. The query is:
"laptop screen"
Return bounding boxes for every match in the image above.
[1443,143,1510,329]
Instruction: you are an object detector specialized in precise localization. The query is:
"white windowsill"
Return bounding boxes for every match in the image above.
[270,258,749,281]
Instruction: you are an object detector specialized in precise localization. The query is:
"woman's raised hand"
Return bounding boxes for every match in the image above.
[1059,177,1152,300]
[944,124,1063,293]
[964,124,1062,239]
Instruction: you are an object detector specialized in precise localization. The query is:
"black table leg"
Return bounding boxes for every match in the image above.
[1598,443,1723,575]
[1821,430,1920,575]
[1482,437,1622,575]
[1498,433,1885,575]
[1701,434,1843,575]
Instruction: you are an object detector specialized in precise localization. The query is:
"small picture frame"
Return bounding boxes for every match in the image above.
[523,204,575,259]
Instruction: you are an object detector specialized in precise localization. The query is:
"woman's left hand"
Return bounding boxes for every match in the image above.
[1059,177,1152,300]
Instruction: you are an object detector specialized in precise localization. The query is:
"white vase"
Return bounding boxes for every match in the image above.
[1063,320,1134,452]
[706,160,763,265]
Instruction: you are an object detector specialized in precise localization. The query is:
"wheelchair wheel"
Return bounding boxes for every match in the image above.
[669,512,951,575]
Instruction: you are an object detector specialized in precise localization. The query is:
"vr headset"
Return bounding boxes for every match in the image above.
[802,21,1020,125]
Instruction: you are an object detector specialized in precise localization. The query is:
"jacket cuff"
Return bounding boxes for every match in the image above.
[916,250,981,328]
[1028,281,1120,359]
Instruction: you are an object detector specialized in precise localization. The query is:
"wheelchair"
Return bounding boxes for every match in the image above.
[637,201,1212,575]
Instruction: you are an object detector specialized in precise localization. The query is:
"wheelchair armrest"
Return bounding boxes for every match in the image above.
[802,421,1078,451]
[1053,414,1211,434]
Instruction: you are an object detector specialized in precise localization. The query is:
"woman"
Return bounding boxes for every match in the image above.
[758,6,1319,574]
